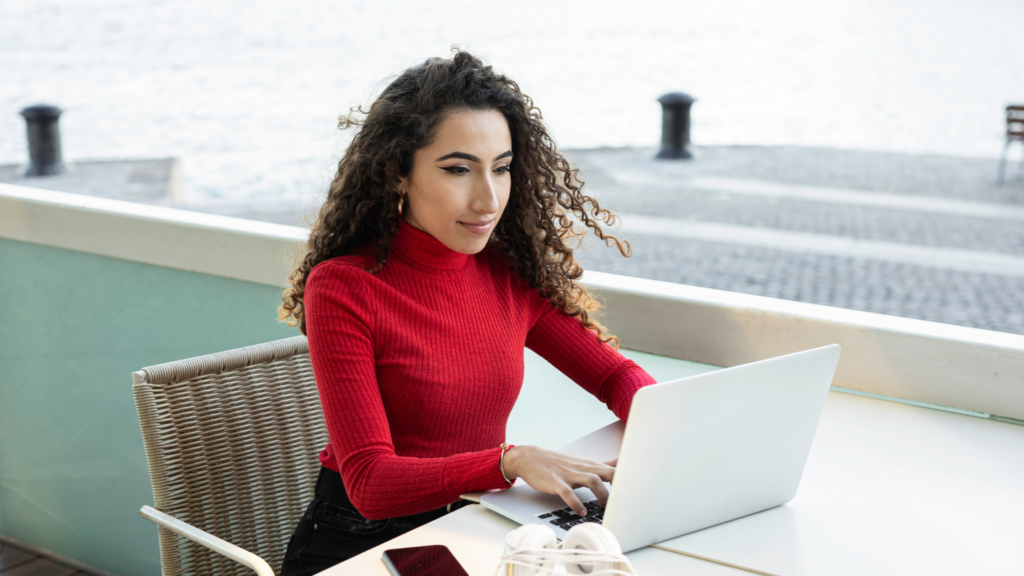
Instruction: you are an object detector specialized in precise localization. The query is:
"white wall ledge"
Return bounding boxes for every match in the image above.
[3,183,1022,419]
[1,183,306,287]
[583,271,1024,421]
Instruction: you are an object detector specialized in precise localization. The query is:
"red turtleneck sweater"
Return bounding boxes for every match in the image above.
[305,218,657,520]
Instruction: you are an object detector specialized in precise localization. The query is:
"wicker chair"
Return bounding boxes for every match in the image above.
[132,335,327,576]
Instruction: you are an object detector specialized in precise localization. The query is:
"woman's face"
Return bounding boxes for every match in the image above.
[398,108,513,255]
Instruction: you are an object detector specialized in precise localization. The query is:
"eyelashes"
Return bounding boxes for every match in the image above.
[440,164,511,176]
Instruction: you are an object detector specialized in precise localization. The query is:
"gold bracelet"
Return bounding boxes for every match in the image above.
[499,442,515,487]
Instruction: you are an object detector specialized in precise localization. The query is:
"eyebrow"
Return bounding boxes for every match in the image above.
[435,150,513,163]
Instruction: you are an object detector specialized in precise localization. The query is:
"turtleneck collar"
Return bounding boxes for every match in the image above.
[390,217,471,272]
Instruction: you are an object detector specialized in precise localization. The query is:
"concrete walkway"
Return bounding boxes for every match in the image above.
[565,146,1024,336]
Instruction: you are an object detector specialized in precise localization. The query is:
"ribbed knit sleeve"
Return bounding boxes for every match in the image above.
[305,262,511,520]
[524,299,657,423]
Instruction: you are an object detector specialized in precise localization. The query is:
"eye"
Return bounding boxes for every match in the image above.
[441,166,470,175]
[494,164,511,174]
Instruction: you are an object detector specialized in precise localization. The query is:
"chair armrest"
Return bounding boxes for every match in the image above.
[140,505,276,576]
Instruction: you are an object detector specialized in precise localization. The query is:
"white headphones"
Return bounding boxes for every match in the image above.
[497,523,637,576]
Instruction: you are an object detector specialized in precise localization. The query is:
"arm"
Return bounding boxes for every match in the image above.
[524,297,657,423]
[305,263,509,520]
[499,292,656,516]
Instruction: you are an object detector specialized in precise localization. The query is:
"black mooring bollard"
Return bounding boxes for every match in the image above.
[655,92,695,160]
[20,104,66,176]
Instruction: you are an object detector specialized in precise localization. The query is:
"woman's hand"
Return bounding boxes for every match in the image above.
[502,445,616,517]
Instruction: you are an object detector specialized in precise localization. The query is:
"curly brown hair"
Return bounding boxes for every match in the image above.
[279,49,632,347]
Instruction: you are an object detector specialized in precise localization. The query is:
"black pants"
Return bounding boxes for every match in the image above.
[280,467,474,576]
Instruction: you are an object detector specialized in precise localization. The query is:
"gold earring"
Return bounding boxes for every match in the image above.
[397,195,405,215]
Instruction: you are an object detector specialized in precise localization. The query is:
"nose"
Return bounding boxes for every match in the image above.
[472,170,500,215]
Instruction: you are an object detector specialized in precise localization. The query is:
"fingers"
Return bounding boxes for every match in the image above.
[517,449,617,515]
[562,453,616,482]
[589,462,615,484]
[556,484,587,517]
[579,472,611,508]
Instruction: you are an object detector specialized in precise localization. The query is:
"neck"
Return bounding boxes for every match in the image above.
[390,217,472,271]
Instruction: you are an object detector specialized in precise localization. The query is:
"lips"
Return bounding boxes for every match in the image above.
[459,219,494,235]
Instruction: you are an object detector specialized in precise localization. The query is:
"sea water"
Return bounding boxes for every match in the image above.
[1,0,1022,203]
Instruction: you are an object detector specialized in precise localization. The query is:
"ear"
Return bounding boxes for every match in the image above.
[396,175,409,195]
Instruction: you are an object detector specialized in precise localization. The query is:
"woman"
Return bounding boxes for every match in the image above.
[278,50,657,575]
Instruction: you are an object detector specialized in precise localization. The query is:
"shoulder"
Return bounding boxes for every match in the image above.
[306,244,379,299]
[481,243,549,312]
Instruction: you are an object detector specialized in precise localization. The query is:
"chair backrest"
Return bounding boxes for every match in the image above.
[133,336,327,576]
[1008,105,1024,140]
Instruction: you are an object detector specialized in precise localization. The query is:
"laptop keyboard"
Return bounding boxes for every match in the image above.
[536,500,604,529]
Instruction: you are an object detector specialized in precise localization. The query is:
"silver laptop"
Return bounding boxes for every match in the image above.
[466,344,841,553]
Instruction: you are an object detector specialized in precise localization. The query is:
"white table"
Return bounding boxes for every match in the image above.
[320,391,1024,575]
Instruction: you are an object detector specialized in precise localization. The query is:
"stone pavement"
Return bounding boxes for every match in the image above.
[564,146,1024,335]
[0,158,182,205]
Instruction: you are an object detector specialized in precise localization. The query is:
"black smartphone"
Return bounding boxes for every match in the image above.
[381,545,470,576]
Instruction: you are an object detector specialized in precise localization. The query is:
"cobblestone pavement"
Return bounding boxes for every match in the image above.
[583,187,1024,256]
[564,146,1024,335]
[569,146,1024,204]
[574,234,1024,334]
